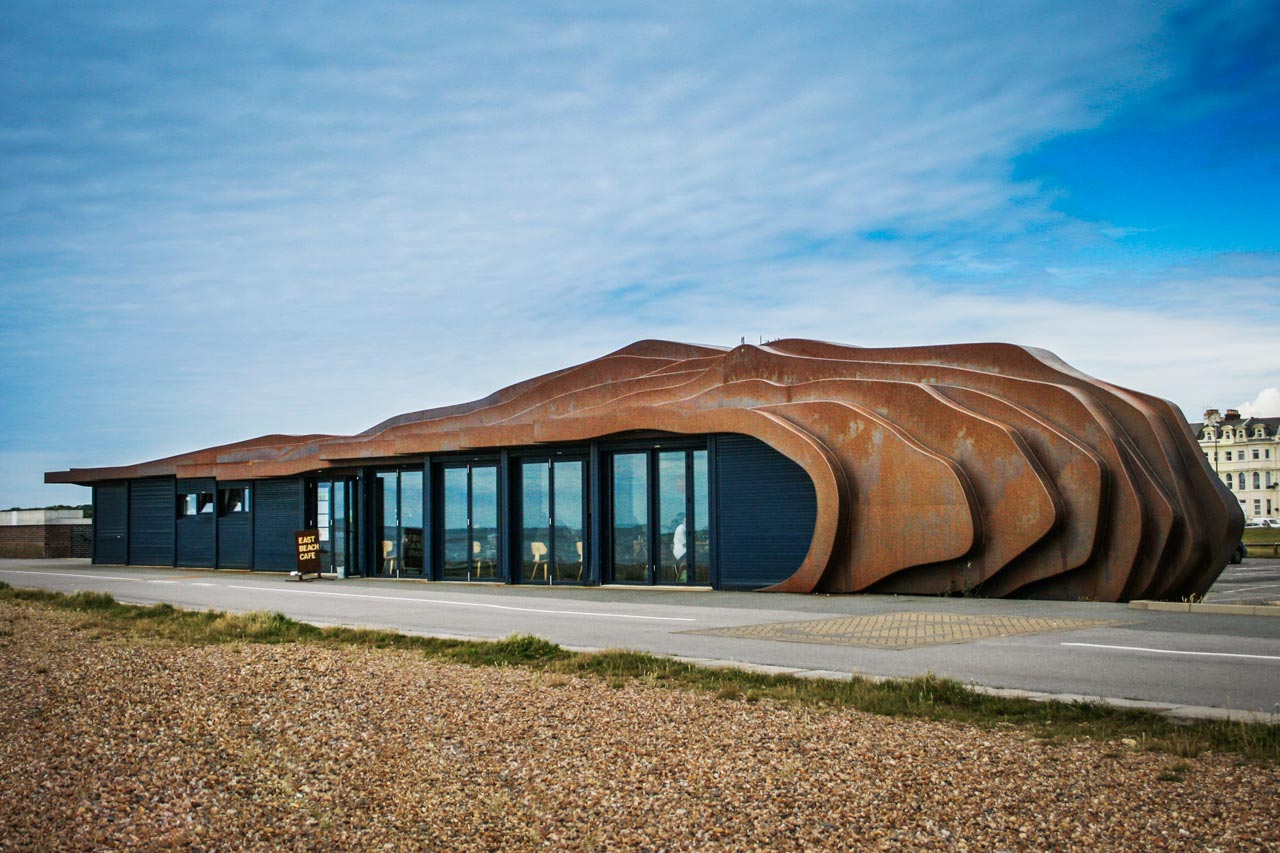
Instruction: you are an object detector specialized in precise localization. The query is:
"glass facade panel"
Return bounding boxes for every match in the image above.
[401,470,424,576]
[316,482,332,569]
[472,466,499,579]
[554,460,585,582]
[657,451,686,584]
[443,468,469,579]
[332,481,348,576]
[612,453,649,582]
[608,447,709,586]
[692,450,710,583]
[377,472,400,575]
[521,461,551,582]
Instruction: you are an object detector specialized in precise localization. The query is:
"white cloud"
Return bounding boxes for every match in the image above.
[1238,389,1280,418]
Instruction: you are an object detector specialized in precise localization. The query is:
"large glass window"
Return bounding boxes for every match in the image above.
[312,479,355,576]
[554,461,585,582]
[609,447,709,585]
[612,453,650,582]
[691,450,709,584]
[443,468,469,579]
[401,470,424,575]
[521,461,551,582]
[441,463,499,581]
[657,452,686,584]
[372,470,425,578]
[377,472,400,575]
[519,458,586,584]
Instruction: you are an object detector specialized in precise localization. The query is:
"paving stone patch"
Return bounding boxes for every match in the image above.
[685,611,1132,649]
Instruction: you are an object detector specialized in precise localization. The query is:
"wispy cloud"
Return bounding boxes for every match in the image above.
[0,1,1275,505]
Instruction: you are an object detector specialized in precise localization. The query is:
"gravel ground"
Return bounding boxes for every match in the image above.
[1,602,1277,852]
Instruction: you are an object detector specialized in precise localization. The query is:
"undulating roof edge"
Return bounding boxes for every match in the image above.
[45,338,1242,600]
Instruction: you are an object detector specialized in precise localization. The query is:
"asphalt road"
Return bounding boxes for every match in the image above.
[2,557,1278,716]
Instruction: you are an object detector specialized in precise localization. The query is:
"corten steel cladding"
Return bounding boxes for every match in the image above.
[48,340,1242,600]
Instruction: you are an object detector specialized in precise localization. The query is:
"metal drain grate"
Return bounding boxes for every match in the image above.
[684,612,1130,650]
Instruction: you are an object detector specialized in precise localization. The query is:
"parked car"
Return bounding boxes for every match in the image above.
[1231,540,1248,564]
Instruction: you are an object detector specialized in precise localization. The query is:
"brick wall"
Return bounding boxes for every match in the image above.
[0,525,92,559]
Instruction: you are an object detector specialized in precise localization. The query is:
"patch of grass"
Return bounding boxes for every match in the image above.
[446,632,568,666]
[1241,527,1279,546]
[3,581,1278,764]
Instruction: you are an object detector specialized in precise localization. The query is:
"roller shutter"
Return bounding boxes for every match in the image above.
[93,483,128,564]
[714,435,816,589]
[253,479,304,571]
[128,477,175,566]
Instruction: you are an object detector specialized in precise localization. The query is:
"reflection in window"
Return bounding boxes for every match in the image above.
[177,493,197,518]
[521,461,551,583]
[197,492,215,514]
[612,453,649,582]
[401,470,424,575]
[219,487,249,514]
[692,450,709,584]
[377,471,400,575]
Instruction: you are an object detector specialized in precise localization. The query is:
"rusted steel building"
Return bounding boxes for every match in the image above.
[46,340,1242,600]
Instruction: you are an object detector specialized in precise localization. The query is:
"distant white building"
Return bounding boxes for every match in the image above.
[1,509,90,526]
[1191,409,1280,521]
[0,508,91,558]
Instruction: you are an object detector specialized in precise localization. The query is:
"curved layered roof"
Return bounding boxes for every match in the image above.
[49,339,1241,600]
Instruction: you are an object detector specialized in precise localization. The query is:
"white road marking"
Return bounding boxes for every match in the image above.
[0,568,694,621]
[223,585,697,622]
[1063,642,1280,662]
[0,569,139,582]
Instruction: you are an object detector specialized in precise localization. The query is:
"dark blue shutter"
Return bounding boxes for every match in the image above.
[714,435,816,589]
[128,478,175,566]
[217,481,253,569]
[176,477,216,567]
[93,483,128,564]
[253,479,305,571]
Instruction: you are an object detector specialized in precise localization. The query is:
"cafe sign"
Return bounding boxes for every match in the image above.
[295,529,321,575]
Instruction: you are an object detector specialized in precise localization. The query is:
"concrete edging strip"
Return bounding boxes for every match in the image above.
[1130,599,1280,616]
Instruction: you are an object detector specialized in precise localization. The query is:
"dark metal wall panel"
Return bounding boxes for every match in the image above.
[128,477,175,566]
[175,477,216,568]
[217,480,253,569]
[253,478,304,571]
[93,482,128,564]
[714,434,816,590]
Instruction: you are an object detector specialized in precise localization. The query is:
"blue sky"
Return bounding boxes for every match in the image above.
[2,0,1278,508]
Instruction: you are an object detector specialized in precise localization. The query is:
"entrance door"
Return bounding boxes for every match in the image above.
[374,469,425,577]
[440,463,500,581]
[314,479,356,577]
[518,457,587,584]
[608,448,709,585]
